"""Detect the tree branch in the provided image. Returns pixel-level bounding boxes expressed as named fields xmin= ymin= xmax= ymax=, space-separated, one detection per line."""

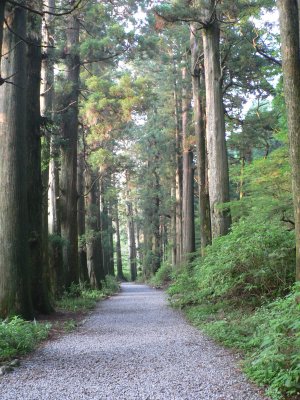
xmin=7 ymin=0 xmax=85 ymax=17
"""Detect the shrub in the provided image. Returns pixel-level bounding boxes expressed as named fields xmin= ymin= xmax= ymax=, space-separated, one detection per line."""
xmin=245 ymin=285 xmax=300 ymax=399
xmin=0 ymin=317 xmax=50 ymax=361
xmin=149 ymin=262 xmax=173 ymax=288
xmin=169 ymin=215 xmax=295 ymax=309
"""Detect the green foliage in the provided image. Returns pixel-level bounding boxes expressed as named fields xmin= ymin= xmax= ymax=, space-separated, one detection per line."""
xmin=0 ymin=317 xmax=50 ymax=361
xmin=184 ymin=287 xmax=300 ymax=400
xmin=245 ymin=287 xmax=300 ymax=399
xmin=167 ymin=204 xmax=297 ymax=399
xmin=169 ymin=214 xmax=295 ymax=309
xmin=149 ymin=262 xmax=172 ymax=288
xmin=57 ymin=278 xmax=119 ymax=312
xmin=48 ymin=234 xmax=68 ymax=248
xmin=102 ymin=275 xmax=120 ymax=296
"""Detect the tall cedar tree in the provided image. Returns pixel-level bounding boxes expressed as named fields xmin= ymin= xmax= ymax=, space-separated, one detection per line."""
xmin=60 ymin=1 xmax=80 ymax=288
xmin=278 ymin=0 xmax=300 ymax=281
xmin=0 ymin=4 xmax=33 ymax=318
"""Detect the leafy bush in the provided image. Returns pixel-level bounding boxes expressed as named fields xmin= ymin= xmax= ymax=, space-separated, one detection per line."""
xmin=0 ymin=317 xmax=50 ymax=361
xmin=57 ymin=277 xmax=119 ymax=312
xmin=245 ymin=286 xmax=300 ymax=399
xmin=184 ymin=286 xmax=300 ymax=399
xmin=102 ymin=275 xmax=120 ymax=295
xmin=169 ymin=215 xmax=295 ymax=309
xmin=149 ymin=262 xmax=173 ymax=288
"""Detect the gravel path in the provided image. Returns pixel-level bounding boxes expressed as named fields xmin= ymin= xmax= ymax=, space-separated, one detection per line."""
xmin=0 ymin=283 xmax=268 ymax=400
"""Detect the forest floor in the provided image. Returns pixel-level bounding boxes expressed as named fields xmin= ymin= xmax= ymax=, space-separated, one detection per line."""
xmin=0 ymin=283 xmax=269 ymax=400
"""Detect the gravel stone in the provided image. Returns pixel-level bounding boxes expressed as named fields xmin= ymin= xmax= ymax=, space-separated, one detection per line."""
xmin=0 ymin=283 xmax=269 ymax=399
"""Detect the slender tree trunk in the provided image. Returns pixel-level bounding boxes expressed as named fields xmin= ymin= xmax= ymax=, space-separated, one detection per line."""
xmin=100 ymin=173 xmax=110 ymax=276
xmin=152 ymin=173 xmax=161 ymax=273
xmin=182 ymin=150 xmax=195 ymax=257
xmin=190 ymin=23 xmax=211 ymax=255
xmin=77 ymin=147 xmax=89 ymax=283
xmin=0 ymin=2 xmax=5 ymax=68
xmin=171 ymin=184 xmax=177 ymax=267
xmin=181 ymin=66 xmax=195 ymax=260
xmin=115 ymin=199 xmax=125 ymax=281
xmin=0 ymin=4 xmax=33 ymax=318
xmin=41 ymin=0 xmax=64 ymax=296
xmin=173 ymin=71 xmax=183 ymax=266
xmin=85 ymin=167 xmax=105 ymax=288
xmin=278 ymin=0 xmax=300 ymax=281
xmin=107 ymin=203 xmax=115 ymax=276
xmin=134 ymin=206 xmax=142 ymax=267
xmin=127 ymin=200 xmax=137 ymax=281
xmin=202 ymin=17 xmax=231 ymax=238
xmin=27 ymin=7 xmax=53 ymax=313
xmin=60 ymin=4 xmax=80 ymax=287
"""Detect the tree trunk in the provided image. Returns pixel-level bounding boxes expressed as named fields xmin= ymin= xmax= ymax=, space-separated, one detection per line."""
xmin=202 ymin=18 xmax=231 ymax=238
xmin=174 ymin=85 xmax=183 ymax=266
xmin=60 ymin=4 xmax=80 ymax=287
xmin=181 ymin=66 xmax=195 ymax=261
xmin=107 ymin=202 xmax=115 ymax=276
xmin=27 ymin=7 xmax=53 ymax=313
xmin=182 ymin=150 xmax=195 ymax=257
xmin=0 ymin=4 xmax=33 ymax=318
xmin=190 ymin=23 xmax=211 ymax=255
xmin=115 ymin=199 xmax=125 ymax=281
xmin=278 ymin=0 xmax=300 ymax=281
xmin=171 ymin=184 xmax=177 ymax=267
xmin=85 ymin=167 xmax=105 ymax=288
xmin=127 ymin=200 xmax=137 ymax=281
xmin=77 ymin=147 xmax=89 ymax=283
xmin=99 ymin=173 xmax=110 ymax=276
xmin=0 ymin=2 xmax=5 ymax=68
xmin=152 ymin=174 xmax=161 ymax=273
xmin=40 ymin=0 xmax=64 ymax=296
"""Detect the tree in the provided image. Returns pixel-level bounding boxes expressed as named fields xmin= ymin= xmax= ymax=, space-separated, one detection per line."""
xmin=181 ymin=65 xmax=196 ymax=260
xmin=59 ymin=1 xmax=80 ymax=288
xmin=201 ymin=3 xmax=231 ymax=238
xmin=278 ymin=0 xmax=300 ymax=280
xmin=0 ymin=3 xmax=33 ymax=318
xmin=190 ymin=23 xmax=211 ymax=255
xmin=27 ymin=2 xmax=53 ymax=313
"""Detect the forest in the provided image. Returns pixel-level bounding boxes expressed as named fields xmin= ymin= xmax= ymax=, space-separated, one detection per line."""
xmin=0 ymin=0 xmax=299 ymax=399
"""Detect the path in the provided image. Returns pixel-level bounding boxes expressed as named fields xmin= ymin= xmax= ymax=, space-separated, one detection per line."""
xmin=0 ymin=283 xmax=268 ymax=400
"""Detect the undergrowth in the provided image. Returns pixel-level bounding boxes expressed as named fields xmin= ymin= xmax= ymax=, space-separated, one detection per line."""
xmin=0 ymin=317 xmax=50 ymax=362
xmin=148 ymin=262 xmax=172 ymax=288
xmin=56 ymin=276 xmax=119 ymax=312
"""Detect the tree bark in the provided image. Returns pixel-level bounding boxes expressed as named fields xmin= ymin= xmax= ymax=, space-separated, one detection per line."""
xmin=115 ymin=199 xmax=125 ymax=281
xmin=181 ymin=66 xmax=195 ymax=261
xmin=172 ymin=58 xmax=182 ymax=267
xmin=27 ymin=6 xmax=53 ymax=313
xmin=190 ymin=23 xmax=211 ymax=255
xmin=278 ymin=0 xmax=300 ymax=281
xmin=85 ymin=167 xmax=105 ymax=288
xmin=0 ymin=1 xmax=5 ymax=68
xmin=99 ymin=172 xmax=110 ymax=276
xmin=0 ymin=4 xmax=33 ymax=318
xmin=127 ymin=200 xmax=137 ymax=281
xmin=107 ymin=203 xmax=115 ymax=276
xmin=60 ymin=3 xmax=80 ymax=287
xmin=77 ymin=147 xmax=89 ymax=283
xmin=202 ymin=17 xmax=231 ymax=238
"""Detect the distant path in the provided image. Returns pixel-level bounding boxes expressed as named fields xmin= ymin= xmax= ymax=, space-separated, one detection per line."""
xmin=0 ymin=283 xmax=268 ymax=400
